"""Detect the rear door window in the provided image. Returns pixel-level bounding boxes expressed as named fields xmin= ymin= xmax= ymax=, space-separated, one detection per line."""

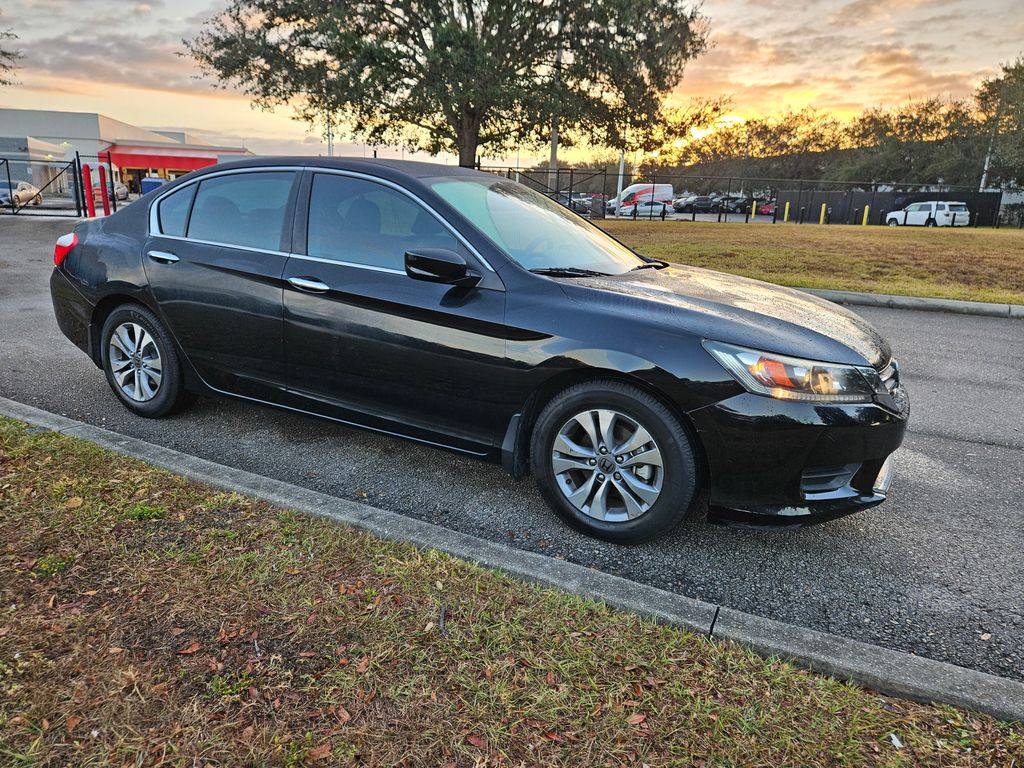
xmin=187 ymin=171 xmax=296 ymax=251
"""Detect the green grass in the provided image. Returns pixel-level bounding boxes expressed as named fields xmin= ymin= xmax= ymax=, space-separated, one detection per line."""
xmin=1 ymin=416 xmax=1022 ymax=766
xmin=601 ymin=220 xmax=1024 ymax=305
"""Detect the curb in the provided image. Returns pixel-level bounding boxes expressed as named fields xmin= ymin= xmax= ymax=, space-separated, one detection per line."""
xmin=803 ymin=288 xmax=1024 ymax=319
xmin=2 ymin=396 xmax=1022 ymax=723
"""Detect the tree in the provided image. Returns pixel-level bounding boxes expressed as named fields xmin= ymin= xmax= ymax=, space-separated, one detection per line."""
xmin=188 ymin=0 xmax=708 ymax=166
xmin=0 ymin=11 xmax=20 ymax=87
xmin=977 ymin=58 xmax=1024 ymax=190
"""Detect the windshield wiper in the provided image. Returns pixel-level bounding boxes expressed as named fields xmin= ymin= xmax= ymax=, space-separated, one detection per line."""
xmin=529 ymin=266 xmax=612 ymax=277
xmin=630 ymin=259 xmax=669 ymax=271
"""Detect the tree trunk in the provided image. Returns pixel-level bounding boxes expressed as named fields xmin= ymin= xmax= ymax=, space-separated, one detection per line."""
xmin=457 ymin=107 xmax=481 ymax=168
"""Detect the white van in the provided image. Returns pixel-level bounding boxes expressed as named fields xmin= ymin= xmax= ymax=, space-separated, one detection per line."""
xmin=608 ymin=183 xmax=674 ymax=214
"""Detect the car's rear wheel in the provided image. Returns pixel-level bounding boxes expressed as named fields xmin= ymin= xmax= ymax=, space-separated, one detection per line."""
xmin=100 ymin=304 xmax=193 ymax=418
xmin=925 ymin=218 xmax=937 ymax=227
xmin=530 ymin=380 xmax=698 ymax=543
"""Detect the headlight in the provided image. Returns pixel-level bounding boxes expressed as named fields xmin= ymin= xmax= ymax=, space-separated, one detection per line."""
xmin=703 ymin=340 xmax=876 ymax=403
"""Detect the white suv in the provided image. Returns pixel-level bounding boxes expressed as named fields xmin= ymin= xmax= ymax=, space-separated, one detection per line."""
xmin=886 ymin=201 xmax=970 ymax=227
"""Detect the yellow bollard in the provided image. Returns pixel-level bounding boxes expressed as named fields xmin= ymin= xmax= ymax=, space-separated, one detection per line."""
xmin=819 ymin=202 xmax=827 ymax=225
xmin=783 ymin=201 xmax=790 ymax=223
xmin=862 ymin=205 xmax=870 ymax=226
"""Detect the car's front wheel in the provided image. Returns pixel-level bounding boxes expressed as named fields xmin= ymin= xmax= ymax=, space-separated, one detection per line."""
xmin=887 ymin=218 xmax=899 ymax=226
xmin=530 ymin=381 xmax=698 ymax=543
xmin=100 ymin=304 xmax=193 ymax=418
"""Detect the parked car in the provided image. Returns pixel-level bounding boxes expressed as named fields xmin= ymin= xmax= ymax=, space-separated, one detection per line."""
xmin=1 ymin=181 xmax=43 ymax=208
xmin=617 ymin=200 xmax=670 ymax=218
xmin=757 ymin=201 xmax=777 ymax=216
xmin=50 ymin=158 xmax=909 ymax=543
xmin=717 ymin=196 xmax=752 ymax=214
xmin=550 ymin=192 xmax=590 ymax=215
xmin=93 ymin=181 xmax=129 ymax=202
xmin=673 ymin=195 xmax=717 ymax=213
xmin=886 ymin=201 xmax=970 ymax=227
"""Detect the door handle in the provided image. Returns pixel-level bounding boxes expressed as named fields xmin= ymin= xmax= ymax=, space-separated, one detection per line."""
xmin=147 ymin=250 xmax=179 ymax=264
xmin=287 ymin=276 xmax=330 ymax=293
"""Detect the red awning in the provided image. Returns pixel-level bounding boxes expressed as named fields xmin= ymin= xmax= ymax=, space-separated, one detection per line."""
xmin=103 ymin=152 xmax=218 ymax=172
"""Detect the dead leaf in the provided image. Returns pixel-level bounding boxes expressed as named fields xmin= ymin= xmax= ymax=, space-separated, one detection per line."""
xmin=627 ymin=713 xmax=647 ymax=726
xmin=64 ymin=496 xmax=84 ymax=509
xmin=307 ymin=743 xmax=332 ymax=761
xmin=546 ymin=670 xmax=556 ymax=687
xmin=107 ymin=647 xmax=125 ymax=655
xmin=356 ymin=655 xmax=370 ymax=673
xmin=169 ymin=627 xmax=186 ymax=637
xmin=66 ymin=715 xmax=82 ymax=732
xmin=178 ymin=642 xmax=202 ymax=655
xmin=336 ymin=705 xmax=351 ymax=724
xmin=466 ymin=734 xmax=486 ymax=748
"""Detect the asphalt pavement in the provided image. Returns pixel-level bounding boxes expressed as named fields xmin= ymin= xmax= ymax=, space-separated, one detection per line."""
xmin=2 ymin=216 xmax=1022 ymax=682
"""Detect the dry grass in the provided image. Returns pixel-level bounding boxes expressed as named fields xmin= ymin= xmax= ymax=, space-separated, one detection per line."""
xmin=1 ymin=417 xmax=1023 ymax=767
xmin=600 ymin=220 xmax=1024 ymax=305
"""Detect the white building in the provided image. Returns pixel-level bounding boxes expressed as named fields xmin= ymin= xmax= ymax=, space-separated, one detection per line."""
xmin=0 ymin=108 xmax=251 ymax=191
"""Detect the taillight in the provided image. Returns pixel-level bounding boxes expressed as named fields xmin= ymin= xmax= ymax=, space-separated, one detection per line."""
xmin=53 ymin=232 xmax=78 ymax=266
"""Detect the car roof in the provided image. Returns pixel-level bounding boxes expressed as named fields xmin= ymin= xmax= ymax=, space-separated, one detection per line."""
xmin=189 ymin=156 xmax=491 ymax=184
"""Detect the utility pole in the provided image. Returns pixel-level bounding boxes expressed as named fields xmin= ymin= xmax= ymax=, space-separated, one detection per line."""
xmin=326 ymin=112 xmax=334 ymax=157
xmin=547 ymin=7 xmax=563 ymax=194
xmin=616 ymin=148 xmax=625 ymax=205
xmin=979 ymin=102 xmax=1001 ymax=192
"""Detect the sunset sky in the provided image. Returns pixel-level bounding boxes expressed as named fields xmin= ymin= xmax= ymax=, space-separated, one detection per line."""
xmin=1 ymin=0 xmax=1021 ymax=164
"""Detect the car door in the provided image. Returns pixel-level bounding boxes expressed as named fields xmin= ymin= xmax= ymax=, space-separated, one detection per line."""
xmin=905 ymin=203 xmax=928 ymax=226
xmin=281 ymin=170 xmax=507 ymax=450
xmin=143 ymin=168 xmax=298 ymax=398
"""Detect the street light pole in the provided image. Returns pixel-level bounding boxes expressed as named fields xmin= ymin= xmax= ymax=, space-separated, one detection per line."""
xmin=547 ymin=6 xmax=563 ymax=194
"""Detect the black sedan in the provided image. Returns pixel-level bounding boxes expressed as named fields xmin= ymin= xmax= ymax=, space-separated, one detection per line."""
xmin=50 ymin=158 xmax=909 ymax=542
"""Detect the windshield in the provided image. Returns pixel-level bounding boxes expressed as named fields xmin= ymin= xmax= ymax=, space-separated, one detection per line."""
xmin=425 ymin=177 xmax=644 ymax=274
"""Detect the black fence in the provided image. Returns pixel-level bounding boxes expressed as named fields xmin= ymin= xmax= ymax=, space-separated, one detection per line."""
xmin=480 ymin=166 xmax=1014 ymax=227
xmin=0 ymin=152 xmax=121 ymax=217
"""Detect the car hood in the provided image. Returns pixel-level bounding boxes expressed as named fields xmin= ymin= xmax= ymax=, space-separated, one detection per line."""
xmin=563 ymin=263 xmax=891 ymax=368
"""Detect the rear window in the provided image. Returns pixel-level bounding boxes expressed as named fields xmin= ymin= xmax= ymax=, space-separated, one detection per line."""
xmin=157 ymin=184 xmax=195 ymax=237
xmin=187 ymin=172 xmax=295 ymax=251
xmin=949 ymin=204 xmax=968 ymax=212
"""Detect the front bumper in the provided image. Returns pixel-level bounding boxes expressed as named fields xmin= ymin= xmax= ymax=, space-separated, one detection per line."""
xmin=688 ymin=390 xmax=908 ymax=526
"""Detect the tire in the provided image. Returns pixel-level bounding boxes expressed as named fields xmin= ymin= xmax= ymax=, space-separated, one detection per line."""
xmin=530 ymin=380 xmax=698 ymax=543
xmin=100 ymin=303 xmax=193 ymax=418
xmin=925 ymin=218 xmax=937 ymax=227
xmin=887 ymin=219 xmax=899 ymax=227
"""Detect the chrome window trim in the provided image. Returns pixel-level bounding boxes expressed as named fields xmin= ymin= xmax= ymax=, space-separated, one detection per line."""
xmin=147 ymin=164 xmax=497 ymax=274
xmin=144 ymin=232 xmax=291 ymax=259
xmin=287 ymin=252 xmax=405 ymax=276
xmin=306 ymin=168 xmax=496 ymax=273
xmin=147 ymin=165 xmax=305 ymax=237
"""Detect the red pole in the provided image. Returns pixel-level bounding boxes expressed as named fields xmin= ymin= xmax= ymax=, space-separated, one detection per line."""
xmin=82 ymin=164 xmax=96 ymax=218
xmin=97 ymin=165 xmax=111 ymax=216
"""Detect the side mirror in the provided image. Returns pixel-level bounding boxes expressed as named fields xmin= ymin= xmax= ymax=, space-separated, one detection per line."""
xmin=405 ymin=248 xmax=480 ymax=288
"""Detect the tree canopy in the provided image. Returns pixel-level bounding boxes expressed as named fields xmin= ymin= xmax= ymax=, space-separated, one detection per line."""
xmin=188 ymin=0 xmax=708 ymax=166
xmin=643 ymin=59 xmax=1024 ymax=191
xmin=0 ymin=11 xmax=20 ymax=87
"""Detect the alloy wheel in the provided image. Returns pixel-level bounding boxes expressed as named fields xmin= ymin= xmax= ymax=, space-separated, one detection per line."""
xmin=551 ymin=408 xmax=664 ymax=523
xmin=108 ymin=322 xmax=163 ymax=402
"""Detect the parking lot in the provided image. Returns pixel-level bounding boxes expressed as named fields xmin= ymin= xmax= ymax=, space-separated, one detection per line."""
xmin=2 ymin=216 xmax=1022 ymax=682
